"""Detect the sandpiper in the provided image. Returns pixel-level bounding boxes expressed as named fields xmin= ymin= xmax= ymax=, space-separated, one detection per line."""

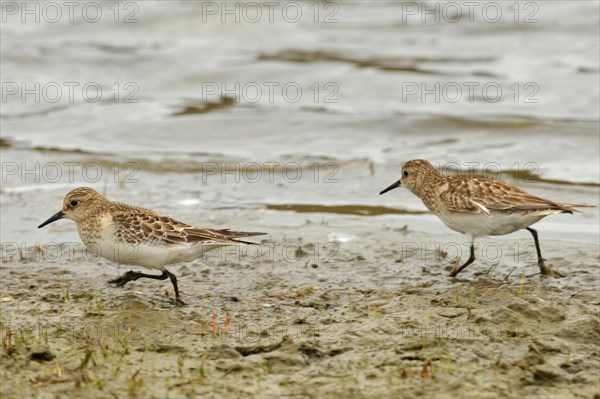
xmin=38 ymin=187 xmax=265 ymax=305
xmin=380 ymin=160 xmax=590 ymax=277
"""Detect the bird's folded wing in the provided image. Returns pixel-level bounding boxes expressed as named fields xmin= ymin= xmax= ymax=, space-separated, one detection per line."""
xmin=111 ymin=209 xmax=246 ymax=246
xmin=442 ymin=177 xmax=574 ymax=215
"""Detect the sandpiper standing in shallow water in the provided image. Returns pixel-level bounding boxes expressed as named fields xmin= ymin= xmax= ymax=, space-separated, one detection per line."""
xmin=380 ymin=160 xmax=591 ymax=277
xmin=38 ymin=187 xmax=266 ymax=305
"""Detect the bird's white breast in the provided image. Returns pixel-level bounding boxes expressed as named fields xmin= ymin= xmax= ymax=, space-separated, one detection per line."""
xmin=435 ymin=210 xmax=546 ymax=237
xmin=86 ymin=238 xmax=230 ymax=270
xmin=78 ymin=214 xmax=229 ymax=270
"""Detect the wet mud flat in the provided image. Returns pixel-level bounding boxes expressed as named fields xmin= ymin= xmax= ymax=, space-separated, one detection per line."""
xmin=1 ymin=221 xmax=599 ymax=399
xmin=2 ymin=1 xmax=599 ymax=397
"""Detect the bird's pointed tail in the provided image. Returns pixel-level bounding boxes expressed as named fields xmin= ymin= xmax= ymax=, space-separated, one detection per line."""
xmin=557 ymin=203 xmax=596 ymax=213
xmin=217 ymin=229 xmax=267 ymax=245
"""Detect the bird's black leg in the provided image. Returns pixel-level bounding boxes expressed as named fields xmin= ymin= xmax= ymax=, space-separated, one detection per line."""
xmin=163 ymin=269 xmax=186 ymax=306
xmin=448 ymin=244 xmax=475 ymax=277
xmin=526 ymin=227 xmax=550 ymax=275
xmin=109 ymin=269 xmax=185 ymax=305
xmin=527 ymin=227 xmax=547 ymax=268
xmin=108 ymin=270 xmax=168 ymax=287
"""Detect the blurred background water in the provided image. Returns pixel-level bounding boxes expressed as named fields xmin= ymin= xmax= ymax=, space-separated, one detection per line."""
xmin=1 ymin=0 xmax=599 ymax=247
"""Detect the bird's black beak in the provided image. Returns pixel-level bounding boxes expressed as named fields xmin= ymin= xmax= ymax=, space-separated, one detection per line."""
xmin=379 ymin=180 xmax=401 ymax=195
xmin=38 ymin=211 xmax=64 ymax=228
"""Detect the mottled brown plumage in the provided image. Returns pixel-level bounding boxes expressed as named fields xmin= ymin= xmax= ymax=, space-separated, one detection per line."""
xmin=108 ymin=202 xmax=264 ymax=246
xmin=380 ymin=160 xmax=591 ymax=277
xmin=38 ymin=187 xmax=266 ymax=305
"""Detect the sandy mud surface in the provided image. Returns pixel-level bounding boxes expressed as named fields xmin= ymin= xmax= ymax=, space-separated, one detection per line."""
xmin=1 ymin=212 xmax=599 ymax=398
xmin=2 ymin=2 xmax=599 ymax=396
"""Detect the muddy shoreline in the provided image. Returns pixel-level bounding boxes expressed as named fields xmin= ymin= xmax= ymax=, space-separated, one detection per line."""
xmin=2 ymin=217 xmax=599 ymax=398
xmin=2 ymin=2 xmax=599 ymax=395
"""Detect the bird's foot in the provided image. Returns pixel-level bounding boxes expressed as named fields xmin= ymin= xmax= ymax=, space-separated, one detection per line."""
xmin=447 ymin=258 xmax=461 ymax=277
xmin=538 ymin=261 xmax=564 ymax=277
xmin=175 ymin=297 xmax=186 ymax=306
xmin=108 ymin=276 xmax=128 ymax=287
xmin=108 ymin=271 xmax=138 ymax=287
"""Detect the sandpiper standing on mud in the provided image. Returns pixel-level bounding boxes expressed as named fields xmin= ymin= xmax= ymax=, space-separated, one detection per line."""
xmin=38 ymin=187 xmax=266 ymax=305
xmin=380 ymin=160 xmax=591 ymax=277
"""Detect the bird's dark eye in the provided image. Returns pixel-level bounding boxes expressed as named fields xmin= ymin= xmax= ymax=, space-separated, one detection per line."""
xmin=70 ymin=200 xmax=79 ymax=207
xmin=403 ymin=171 xmax=409 ymax=177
